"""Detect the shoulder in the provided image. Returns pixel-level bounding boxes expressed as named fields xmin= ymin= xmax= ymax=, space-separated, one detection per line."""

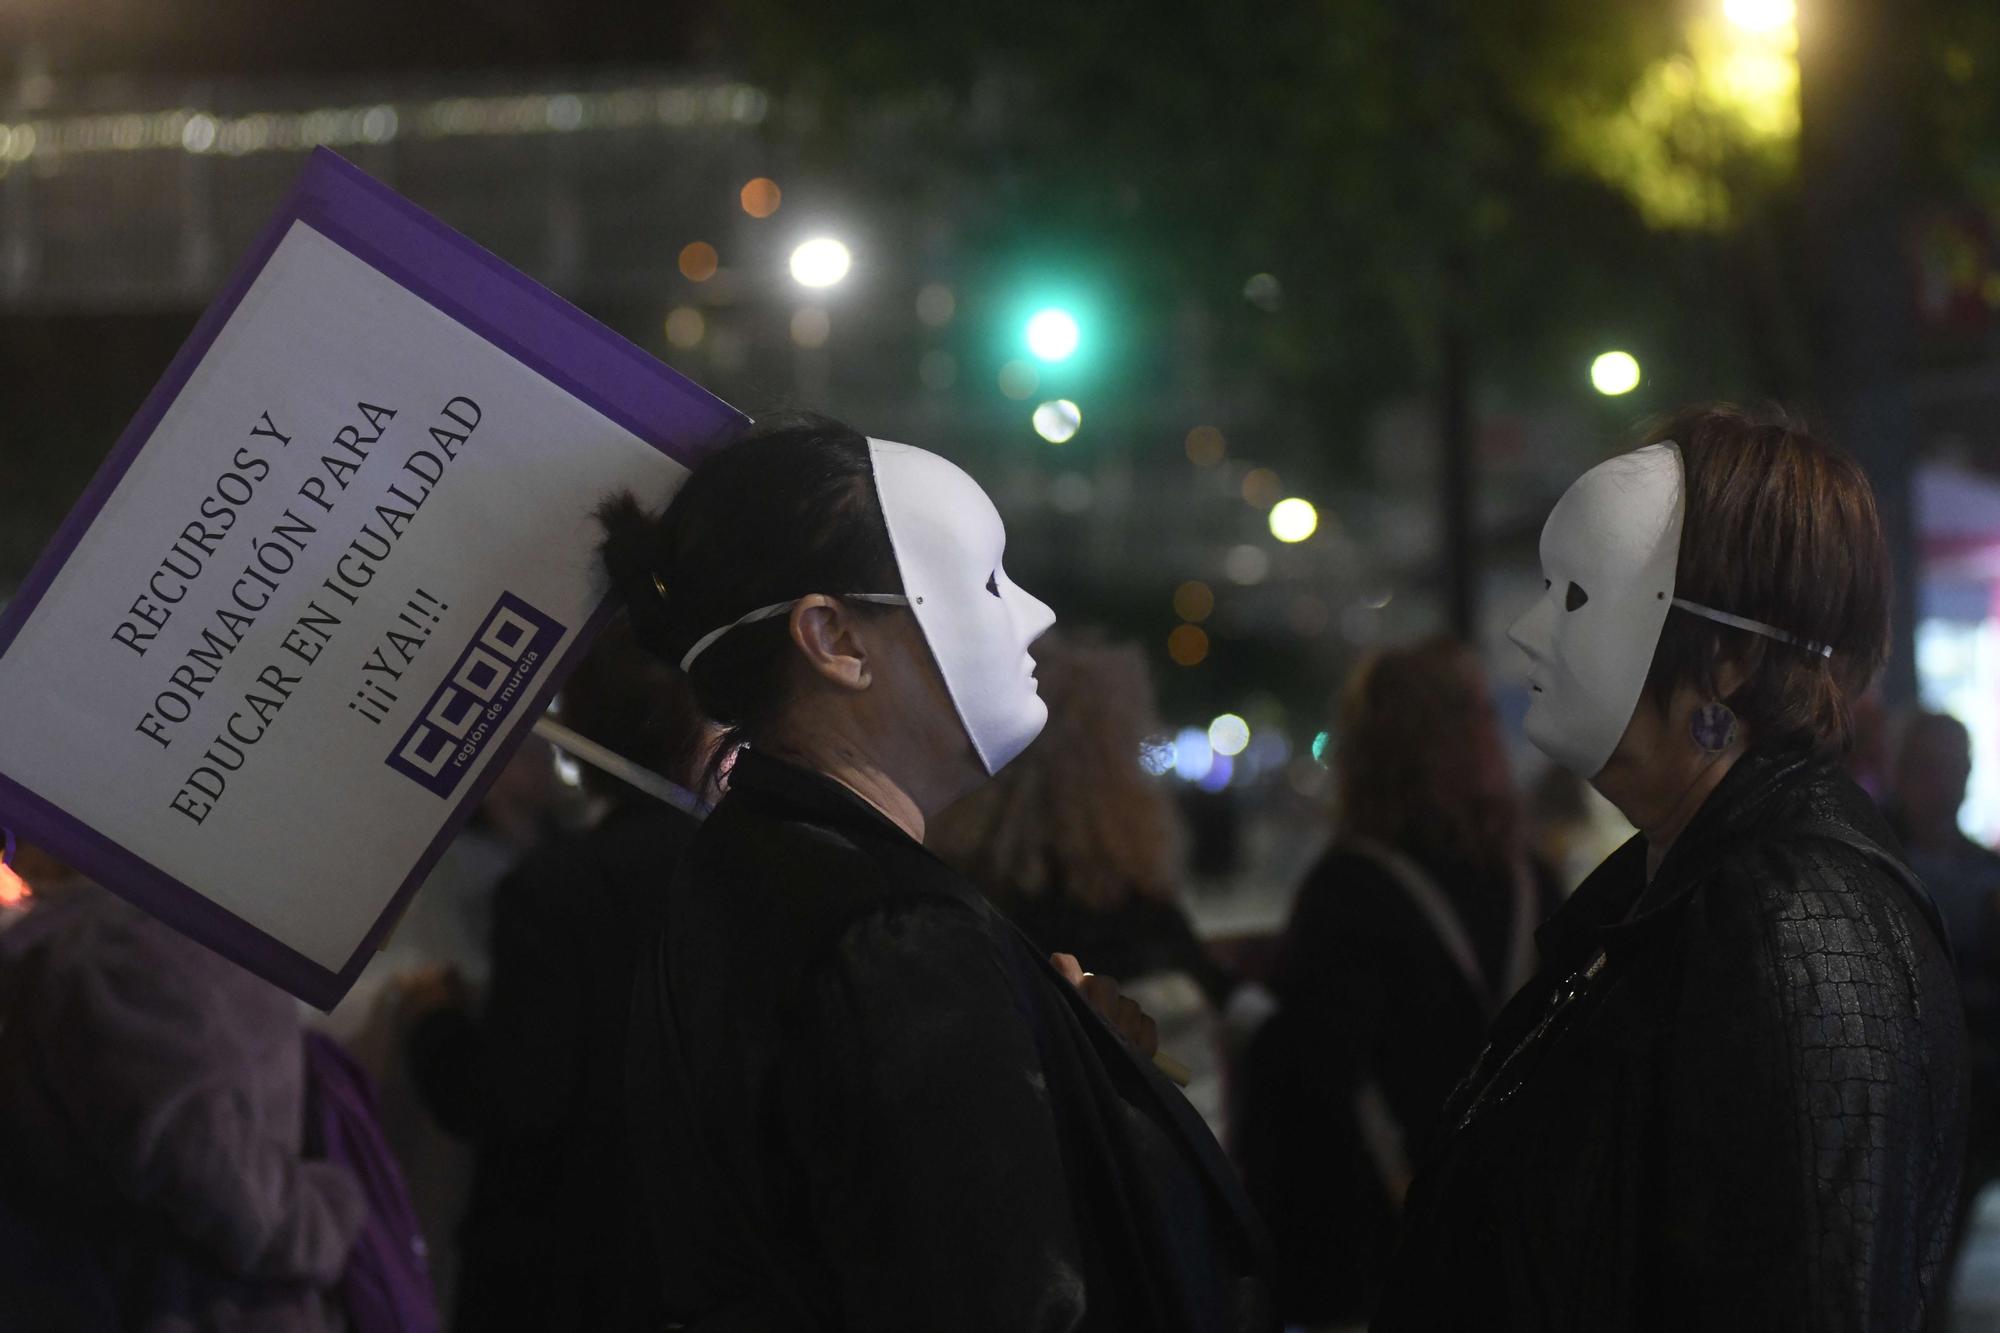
xmin=1686 ymin=826 xmax=1958 ymax=1037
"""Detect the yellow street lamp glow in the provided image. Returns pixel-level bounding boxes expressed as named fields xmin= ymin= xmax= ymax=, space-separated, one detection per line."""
xmin=1268 ymin=497 xmax=1319 ymax=543
xmin=1723 ymin=0 xmax=1796 ymax=35
xmin=1025 ymin=308 xmax=1080 ymax=362
xmin=1208 ymin=713 xmax=1251 ymax=758
xmin=1591 ymin=350 xmax=1642 ymax=396
xmin=1032 ymin=399 xmax=1082 ymax=444
xmin=789 ymin=237 xmax=851 ymax=288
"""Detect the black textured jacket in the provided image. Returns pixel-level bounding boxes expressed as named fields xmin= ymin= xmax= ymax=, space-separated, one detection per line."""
xmin=628 ymin=750 xmax=1273 ymax=1332
xmin=1374 ymin=744 xmax=1968 ymax=1332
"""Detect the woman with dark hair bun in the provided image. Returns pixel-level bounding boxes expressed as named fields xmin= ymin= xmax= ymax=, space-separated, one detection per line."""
xmin=1374 ymin=405 xmax=1967 ymax=1330
xmin=602 ymin=414 xmax=1271 ymax=1331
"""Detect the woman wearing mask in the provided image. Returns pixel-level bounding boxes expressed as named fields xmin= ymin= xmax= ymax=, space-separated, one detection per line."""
xmin=599 ymin=414 xmax=1270 ymax=1332
xmin=1374 ymin=405 xmax=1965 ymax=1329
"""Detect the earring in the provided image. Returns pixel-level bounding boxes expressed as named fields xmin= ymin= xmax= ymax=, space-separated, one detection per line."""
xmin=1690 ymin=701 xmax=1738 ymax=753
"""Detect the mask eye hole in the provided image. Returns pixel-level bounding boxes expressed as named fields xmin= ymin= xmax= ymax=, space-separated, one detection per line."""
xmin=986 ymin=571 xmax=1001 ymax=598
xmin=1543 ymin=578 xmax=1552 ymax=592
xmin=1565 ymin=581 xmax=1590 ymax=612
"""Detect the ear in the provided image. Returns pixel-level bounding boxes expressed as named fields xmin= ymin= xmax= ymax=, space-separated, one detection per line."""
xmin=788 ymin=595 xmax=873 ymax=693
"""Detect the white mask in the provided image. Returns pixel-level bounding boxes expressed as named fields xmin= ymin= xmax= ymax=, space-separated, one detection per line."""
xmin=1507 ymin=442 xmax=1836 ymax=779
xmin=869 ymin=439 xmax=1057 ymax=774
xmin=1507 ymin=444 xmax=1683 ymax=779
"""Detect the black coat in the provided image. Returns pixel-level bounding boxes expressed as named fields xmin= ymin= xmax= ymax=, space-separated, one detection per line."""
xmin=628 ymin=750 xmax=1273 ymax=1332
xmin=1374 ymin=744 xmax=1968 ymax=1332
xmin=1235 ymin=847 xmax=1558 ymax=1322
xmin=409 ymin=801 xmax=700 ymax=1333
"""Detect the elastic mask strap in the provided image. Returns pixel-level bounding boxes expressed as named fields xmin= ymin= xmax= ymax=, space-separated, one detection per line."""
xmin=1671 ymin=597 xmax=1833 ymax=659
xmin=679 ymin=593 xmax=911 ymax=673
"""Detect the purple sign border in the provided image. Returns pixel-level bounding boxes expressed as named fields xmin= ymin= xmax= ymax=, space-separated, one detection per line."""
xmin=0 ymin=148 xmax=746 ymax=1009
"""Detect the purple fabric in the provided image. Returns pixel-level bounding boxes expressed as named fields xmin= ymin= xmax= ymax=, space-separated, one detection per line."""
xmin=303 ymin=1032 xmax=440 ymax=1333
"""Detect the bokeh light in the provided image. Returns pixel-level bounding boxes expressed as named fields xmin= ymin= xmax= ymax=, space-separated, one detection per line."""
xmin=1185 ymin=425 xmax=1227 ymax=467
xmin=1173 ymin=580 xmax=1215 ymax=623
xmin=1268 ymin=497 xmax=1319 ymax=543
xmin=916 ymin=283 xmax=956 ymax=327
xmin=1168 ymin=623 xmax=1210 ymax=667
xmin=664 ymin=306 xmax=705 ymax=349
xmin=1241 ymin=467 xmax=1282 ymax=508
xmin=0 ymin=860 xmax=28 ymax=906
xmin=789 ymin=237 xmax=852 ymax=288
xmin=1311 ymin=730 xmax=1332 ymax=763
xmin=1032 ymin=399 xmax=1082 ymax=444
xmin=998 ymin=360 xmax=1039 ymax=399
xmin=790 ymin=306 xmax=831 ymax=348
xmin=678 ymin=241 xmax=718 ymax=282
xmin=1173 ymin=726 xmax=1214 ymax=781
xmin=739 ymin=176 xmax=782 ymax=218
xmin=1208 ymin=713 xmax=1251 ymax=757
xmin=1224 ymin=544 xmax=1271 ymax=586
xmin=1025 ymin=307 xmax=1080 ymax=362
xmin=1590 ymin=349 xmax=1642 ymax=395
xmin=919 ymin=349 xmax=957 ymax=392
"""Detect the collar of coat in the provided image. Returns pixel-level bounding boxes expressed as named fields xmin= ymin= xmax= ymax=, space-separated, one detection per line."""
xmin=1537 ymin=739 xmax=1866 ymax=973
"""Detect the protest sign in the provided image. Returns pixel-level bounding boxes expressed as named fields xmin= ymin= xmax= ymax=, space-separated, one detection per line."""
xmin=0 ymin=148 xmax=745 ymax=1007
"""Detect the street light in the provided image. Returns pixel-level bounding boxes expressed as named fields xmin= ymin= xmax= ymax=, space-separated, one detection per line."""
xmin=789 ymin=237 xmax=851 ymax=288
xmin=1590 ymin=350 xmax=1642 ymax=395
xmin=1723 ymin=0 xmax=1795 ymax=34
xmin=1268 ymin=497 xmax=1319 ymax=543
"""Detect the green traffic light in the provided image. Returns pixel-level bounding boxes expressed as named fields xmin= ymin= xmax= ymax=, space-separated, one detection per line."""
xmin=1025 ymin=307 xmax=1080 ymax=362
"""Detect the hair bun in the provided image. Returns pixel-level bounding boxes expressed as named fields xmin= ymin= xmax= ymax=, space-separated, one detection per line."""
xmin=595 ymin=491 xmax=679 ymax=661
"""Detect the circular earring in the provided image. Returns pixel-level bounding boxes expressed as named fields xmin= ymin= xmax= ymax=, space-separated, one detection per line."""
xmin=1690 ymin=701 xmax=1739 ymax=753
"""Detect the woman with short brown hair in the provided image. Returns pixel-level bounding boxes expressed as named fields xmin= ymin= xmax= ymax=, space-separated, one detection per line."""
xmin=1375 ymin=405 xmax=1966 ymax=1330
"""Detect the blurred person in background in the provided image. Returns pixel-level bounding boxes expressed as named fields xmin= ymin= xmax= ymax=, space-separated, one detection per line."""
xmin=320 ymin=734 xmax=569 ymax=1324
xmin=398 ymin=618 xmax=717 ymax=1333
xmin=0 ymin=842 xmax=431 ymax=1332
xmin=1883 ymin=709 xmax=2000 ymax=1297
xmin=1375 ymin=406 xmax=1965 ymax=1329
xmin=600 ymin=413 xmax=1271 ymax=1330
xmin=1232 ymin=638 xmax=1559 ymax=1328
xmin=929 ymin=632 xmax=1244 ymax=1138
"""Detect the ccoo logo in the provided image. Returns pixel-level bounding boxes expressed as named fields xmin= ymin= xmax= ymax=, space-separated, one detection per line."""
xmin=386 ymin=591 xmax=564 ymax=798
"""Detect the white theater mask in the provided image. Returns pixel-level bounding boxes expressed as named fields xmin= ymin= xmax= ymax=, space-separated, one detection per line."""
xmin=1507 ymin=443 xmax=1683 ymax=780
xmin=868 ymin=439 xmax=1057 ymax=775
